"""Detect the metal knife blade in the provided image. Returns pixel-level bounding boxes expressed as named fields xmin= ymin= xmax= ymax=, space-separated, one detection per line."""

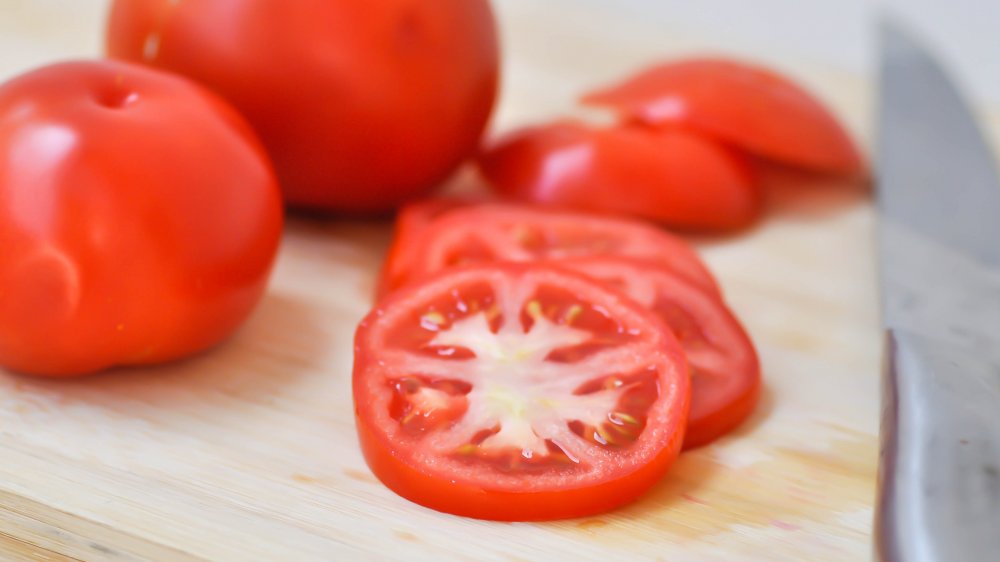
xmin=876 ymin=18 xmax=1000 ymax=562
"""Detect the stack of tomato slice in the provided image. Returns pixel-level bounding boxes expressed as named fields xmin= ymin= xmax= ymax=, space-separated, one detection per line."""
xmin=353 ymin=201 xmax=760 ymax=520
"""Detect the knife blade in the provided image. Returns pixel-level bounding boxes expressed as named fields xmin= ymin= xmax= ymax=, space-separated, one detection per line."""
xmin=876 ymin=18 xmax=1000 ymax=562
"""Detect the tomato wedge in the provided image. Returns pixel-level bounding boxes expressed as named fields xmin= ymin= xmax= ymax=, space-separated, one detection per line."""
xmin=555 ymin=257 xmax=760 ymax=448
xmin=477 ymin=120 xmax=760 ymax=231
xmin=380 ymin=203 xmax=720 ymax=297
xmin=353 ymin=263 xmax=690 ymax=520
xmin=582 ymin=58 xmax=863 ymax=175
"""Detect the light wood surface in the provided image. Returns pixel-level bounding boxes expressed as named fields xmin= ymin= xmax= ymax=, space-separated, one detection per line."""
xmin=5 ymin=1 xmax=994 ymax=561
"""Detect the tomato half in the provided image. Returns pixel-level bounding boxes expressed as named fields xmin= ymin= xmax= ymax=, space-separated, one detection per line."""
xmin=477 ymin=120 xmax=761 ymax=231
xmin=0 ymin=60 xmax=282 ymax=376
xmin=107 ymin=0 xmax=499 ymax=213
xmin=354 ymin=263 xmax=690 ymax=520
xmin=582 ymin=58 xmax=863 ymax=175
xmin=380 ymin=203 xmax=720 ymax=297
xmin=555 ymin=257 xmax=760 ymax=448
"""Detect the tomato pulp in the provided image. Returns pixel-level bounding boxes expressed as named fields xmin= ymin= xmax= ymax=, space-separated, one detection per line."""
xmin=377 ymin=197 xmax=476 ymax=298
xmin=555 ymin=257 xmax=761 ymax=448
xmin=378 ymin=203 xmax=720 ymax=298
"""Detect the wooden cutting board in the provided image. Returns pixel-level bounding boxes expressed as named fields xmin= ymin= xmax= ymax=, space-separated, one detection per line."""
xmin=8 ymin=1 xmax=988 ymax=560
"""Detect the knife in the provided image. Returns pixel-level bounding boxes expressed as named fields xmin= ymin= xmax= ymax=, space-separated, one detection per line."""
xmin=876 ymin=18 xmax=1000 ymax=562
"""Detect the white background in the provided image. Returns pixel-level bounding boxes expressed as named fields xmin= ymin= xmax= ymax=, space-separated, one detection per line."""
xmin=573 ymin=0 xmax=1000 ymax=106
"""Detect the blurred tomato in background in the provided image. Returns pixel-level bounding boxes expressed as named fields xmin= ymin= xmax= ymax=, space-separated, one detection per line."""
xmin=106 ymin=0 xmax=500 ymax=214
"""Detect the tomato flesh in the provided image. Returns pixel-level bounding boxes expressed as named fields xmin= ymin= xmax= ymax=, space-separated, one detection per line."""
xmin=376 ymin=198 xmax=476 ymax=299
xmin=353 ymin=264 xmax=690 ymax=520
xmin=478 ymin=120 xmax=761 ymax=231
xmin=582 ymin=58 xmax=863 ymax=175
xmin=381 ymin=203 xmax=720 ymax=298
xmin=555 ymin=257 xmax=761 ymax=448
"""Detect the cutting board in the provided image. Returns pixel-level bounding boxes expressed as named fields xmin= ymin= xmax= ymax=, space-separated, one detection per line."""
xmin=3 ymin=1 xmax=974 ymax=560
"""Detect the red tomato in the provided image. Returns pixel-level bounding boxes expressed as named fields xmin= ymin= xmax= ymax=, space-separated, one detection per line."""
xmin=382 ymin=203 xmax=720 ymax=297
xmin=354 ymin=263 xmax=690 ymax=520
xmin=377 ymin=198 xmax=476 ymax=299
xmin=106 ymin=0 xmax=499 ymax=213
xmin=555 ymin=257 xmax=760 ymax=448
xmin=477 ymin=120 xmax=761 ymax=231
xmin=582 ymin=58 xmax=863 ymax=175
xmin=0 ymin=61 xmax=283 ymax=377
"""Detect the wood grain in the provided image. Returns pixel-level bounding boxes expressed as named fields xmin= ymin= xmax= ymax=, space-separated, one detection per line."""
xmin=7 ymin=0 xmax=991 ymax=560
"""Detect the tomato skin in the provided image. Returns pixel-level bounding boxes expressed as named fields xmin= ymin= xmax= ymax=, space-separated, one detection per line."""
xmin=583 ymin=58 xmax=863 ymax=175
xmin=355 ymin=413 xmax=683 ymax=521
xmin=478 ymin=120 xmax=761 ymax=231
xmin=0 ymin=60 xmax=283 ymax=377
xmin=354 ymin=264 xmax=690 ymax=520
xmin=106 ymin=0 xmax=500 ymax=213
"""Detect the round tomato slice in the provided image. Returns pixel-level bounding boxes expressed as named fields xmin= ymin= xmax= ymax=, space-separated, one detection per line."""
xmin=353 ymin=264 xmax=690 ymax=520
xmin=477 ymin=120 xmax=761 ymax=231
xmin=383 ymin=203 xmax=720 ymax=297
xmin=582 ymin=58 xmax=863 ymax=176
xmin=554 ymin=257 xmax=760 ymax=449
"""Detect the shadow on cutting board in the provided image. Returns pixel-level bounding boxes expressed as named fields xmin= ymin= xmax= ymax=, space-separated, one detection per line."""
xmin=0 ymin=290 xmax=331 ymax=412
xmin=676 ymin=158 xmax=871 ymax=249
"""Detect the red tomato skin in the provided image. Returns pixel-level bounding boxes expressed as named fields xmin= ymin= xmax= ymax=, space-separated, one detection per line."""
xmin=354 ymin=410 xmax=685 ymax=521
xmin=583 ymin=58 xmax=863 ymax=175
xmin=478 ymin=120 xmax=761 ymax=231
xmin=106 ymin=0 xmax=500 ymax=213
xmin=354 ymin=264 xmax=690 ymax=520
xmin=0 ymin=60 xmax=283 ymax=377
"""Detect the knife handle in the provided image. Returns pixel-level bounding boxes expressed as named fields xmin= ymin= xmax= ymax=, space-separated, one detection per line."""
xmin=876 ymin=329 xmax=1000 ymax=562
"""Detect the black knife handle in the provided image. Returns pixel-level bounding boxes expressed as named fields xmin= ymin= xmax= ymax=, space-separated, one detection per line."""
xmin=876 ymin=329 xmax=1000 ymax=562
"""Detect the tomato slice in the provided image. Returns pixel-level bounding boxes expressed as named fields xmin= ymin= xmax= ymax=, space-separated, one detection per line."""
xmin=582 ymin=58 xmax=863 ymax=175
xmin=477 ymin=120 xmax=761 ymax=231
xmin=377 ymin=198 xmax=476 ymax=299
xmin=382 ymin=203 xmax=720 ymax=297
xmin=554 ymin=257 xmax=760 ymax=449
xmin=353 ymin=264 xmax=690 ymax=520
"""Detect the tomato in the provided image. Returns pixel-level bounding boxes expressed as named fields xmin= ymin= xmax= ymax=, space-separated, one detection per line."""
xmin=582 ymin=58 xmax=863 ymax=175
xmin=107 ymin=0 xmax=500 ymax=213
xmin=353 ymin=263 xmax=690 ymax=520
xmin=0 ymin=60 xmax=283 ymax=377
xmin=477 ymin=120 xmax=761 ymax=231
xmin=377 ymin=198 xmax=476 ymax=298
xmin=555 ymin=257 xmax=760 ymax=448
xmin=380 ymin=203 xmax=720 ymax=297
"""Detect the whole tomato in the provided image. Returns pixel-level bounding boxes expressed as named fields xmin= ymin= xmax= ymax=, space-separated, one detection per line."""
xmin=0 ymin=60 xmax=283 ymax=377
xmin=106 ymin=0 xmax=500 ymax=213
